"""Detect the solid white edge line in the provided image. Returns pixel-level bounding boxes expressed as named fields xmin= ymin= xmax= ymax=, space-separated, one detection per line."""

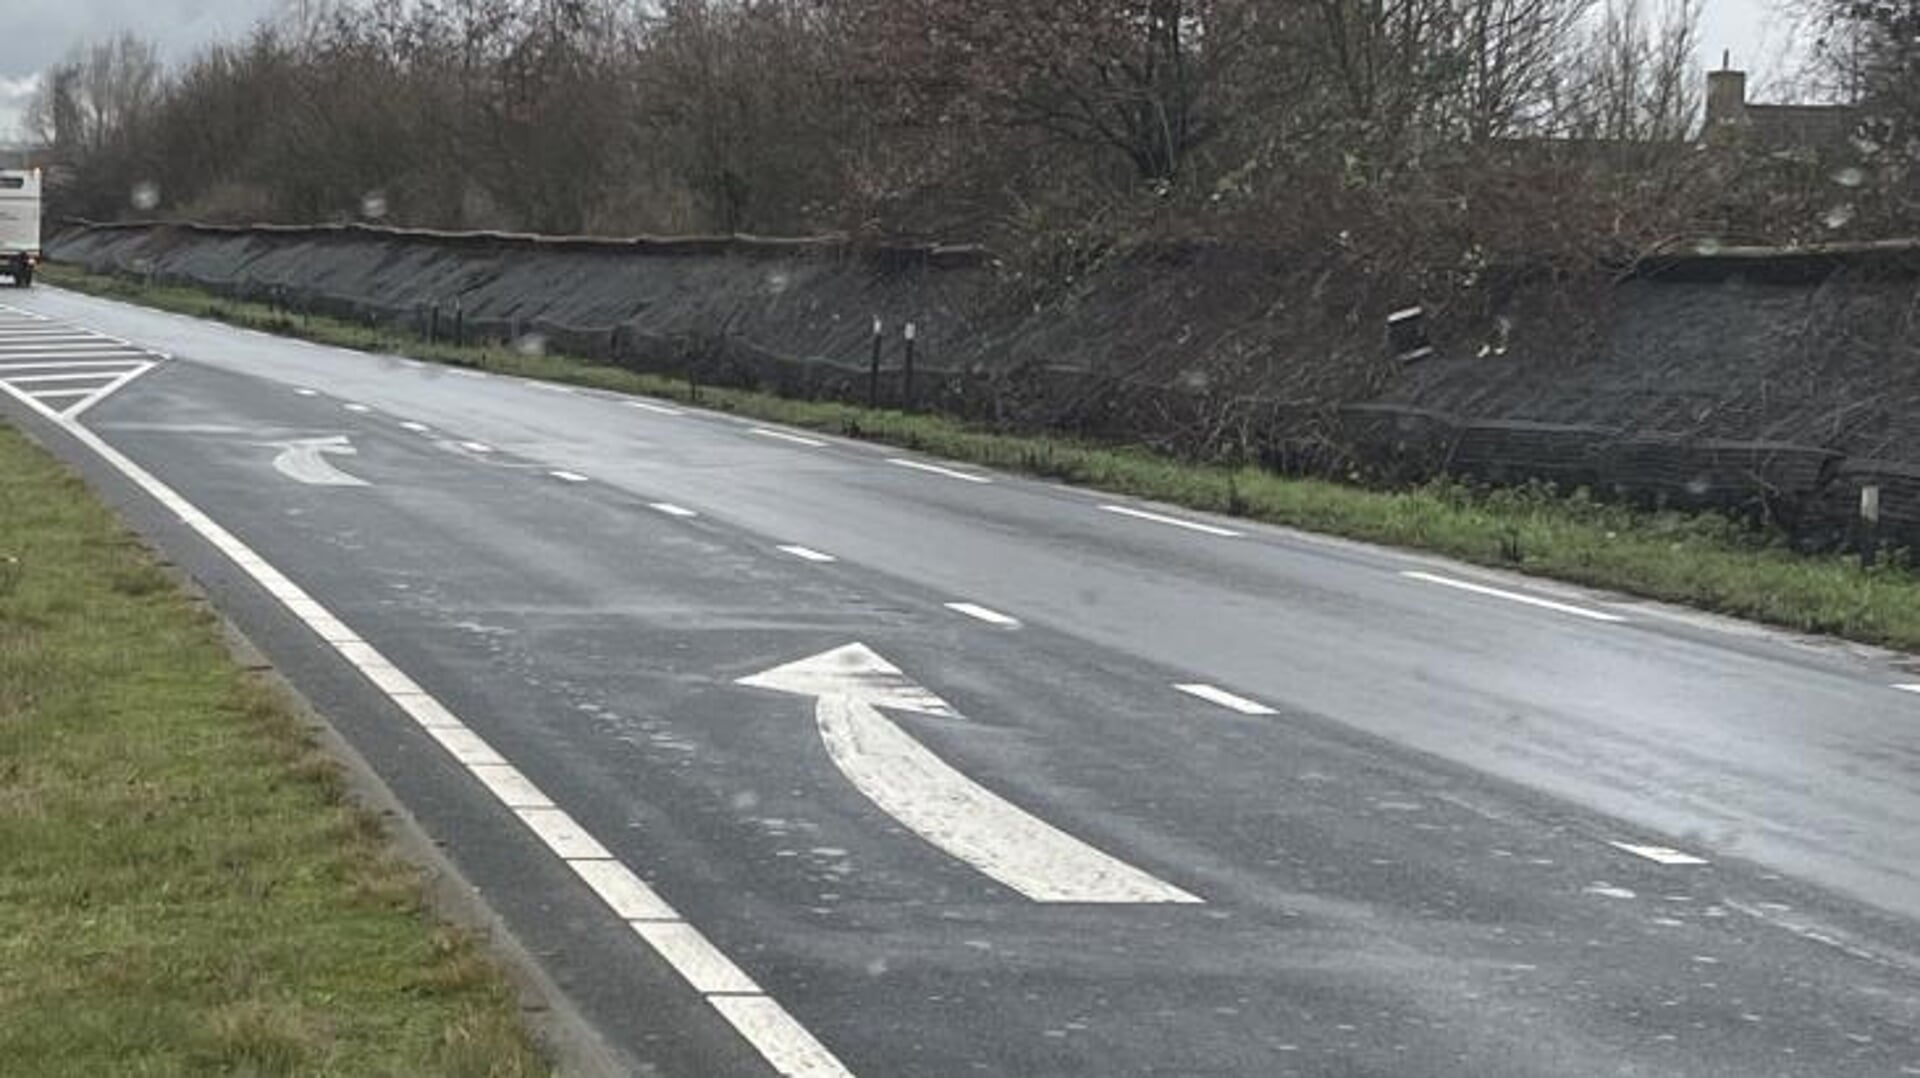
xmin=1608 ymin=841 xmax=1710 ymax=866
xmin=1098 ymin=504 xmax=1242 ymax=538
xmin=0 ymin=378 xmax=855 ymax=1077
xmin=650 ymin=502 xmax=698 ymax=518
xmin=1401 ymin=571 xmax=1626 ymax=623
xmin=777 ymin=545 xmax=837 ymax=563
xmin=944 ymin=601 xmax=1020 ymax=627
xmin=887 ymin=457 xmax=990 ymax=484
xmin=749 ymin=427 xmax=828 ymax=448
xmin=549 ymin=470 xmax=590 ymax=483
xmin=1172 ymin=683 xmax=1277 ymax=716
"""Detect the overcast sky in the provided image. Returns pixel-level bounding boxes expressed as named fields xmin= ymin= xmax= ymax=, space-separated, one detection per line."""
xmin=0 ymin=0 xmax=1807 ymax=142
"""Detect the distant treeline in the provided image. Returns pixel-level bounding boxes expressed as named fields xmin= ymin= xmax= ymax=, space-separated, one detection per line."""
xmin=22 ymin=0 xmax=1915 ymax=349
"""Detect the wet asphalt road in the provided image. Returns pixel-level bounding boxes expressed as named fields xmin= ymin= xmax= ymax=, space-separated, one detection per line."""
xmin=5 ymin=287 xmax=1920 ymax=1077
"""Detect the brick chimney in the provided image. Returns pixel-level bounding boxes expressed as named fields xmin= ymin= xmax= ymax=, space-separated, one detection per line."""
xmin=1706 ymin=54 xmax=1748 ymax=133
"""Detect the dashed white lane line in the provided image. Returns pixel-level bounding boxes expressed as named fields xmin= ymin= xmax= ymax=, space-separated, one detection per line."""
xmin=1401 ymin=570 xmax=1626 ymax=623
xmin=1609 ymin=841 xmax=1710 ymax=866
xmin=342 ymin=402 xmax=372 ymax=413
xmin=777 ymin=545 xmax=837 ymax=563
xmin=944 ymin=602 xmax=1020 ymax=627
xmin=1894 ymin=684 xmax=1920 ymax=695
xmin=549 ymin=470 xmax=590 ymax=483
xmin=1099 ymin=504 xmax=1242 ymax=538
xmin=453 ymin=369 xmax=489 ymax=379
xmin=530 ymin=382 xmax=575 ymax=394
xmin=1173 ymin=683 xmax=1277 ymax=716
xmin=17 ymin=397 xmax=853 ymax=1077
xmin=628 ymin=400 xmax=685 ymax=416
xmin=887 ymin=457 xmax=991 ymax=484
xmin=295 ymin=387 xmax=319 ymax=396
xmin=651 ymin=502 xmax=698 ymax=518
xmin=749 ymin=427 xmax=828 ymax=448
xmin=459 ymin=441 xmax=495 ymax=454
xmin=399 ymin=421 xmax=431 ymax=433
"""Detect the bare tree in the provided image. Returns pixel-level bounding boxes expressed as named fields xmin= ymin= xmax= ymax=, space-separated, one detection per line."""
xmin=1557 ymin=0 xmax=1702 ymax=142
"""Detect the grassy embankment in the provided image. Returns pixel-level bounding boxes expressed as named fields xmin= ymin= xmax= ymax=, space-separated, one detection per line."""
xmin=40 ymin=261 xmax=1920 ymax=652
xmin=0 ymin=420 xmax=547 ymax=1074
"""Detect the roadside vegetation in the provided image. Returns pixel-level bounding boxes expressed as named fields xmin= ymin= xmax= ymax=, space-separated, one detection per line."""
xmin=44 ymin=260 xmax=1920 ymax=654
xmin=0 ymin=418 xmax=548 ymax=1076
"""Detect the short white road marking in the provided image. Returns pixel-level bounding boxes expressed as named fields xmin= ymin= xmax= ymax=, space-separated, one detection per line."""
xmin=4 ymin=371 xmax=121 ymax=383
xmin=777 ymin=545 xmax=837 ymax=563
xmin=0 ymin=370 xmax=854 ymax=1076
xmin=398 ymin=421 xmax=430 ymax=433
xmin=0 ymin=359 xmax=145 ymax=370
xmin=632 ymin=921 xmax=760 ymax=994
xmin=0 ymin=350 xmax=148 ymax=361
xmin=452 ymin=369 xmax=489 ymax=378
xmin=530 ymin=382 xmax=575 ymax=394
xmin=1173 ymin=683 xmax=1277 ymax=716
xmin=1609 ymin=841 xmax=1710 ymax=866
xmin=549 ymin=470 xmax=590 ymax=483
xmin=1893 ymin=684 xmax=1920 ymax=695
xmin=342 ymin=402 xmax=372 ymax=413
xmin=1099 ymin=504 xmax=1242 ymax=537
xmin=750 ymin=427 xmax=828 ymax=448
xmin=944 ymin=602 xmax=1020 ymax=627
xmin=650 ymin=502 xmax=698 ymax=518
xmin=887 ymin=457 xmax=991 ymax=484
xmin=628 ymin=400 xmax=684 ymax=416
xmin=1402 ymin=571 xmax=1626 ymax=623
xmin=569 ymin=859 xmax=677 ymax=921
xmin=741 ymin=644 xmax=1200 ymax=903
xmin=459 ymin=440 xmax=494 ymax=454
xmin=295 ymin=388 xmax=319 ymax=396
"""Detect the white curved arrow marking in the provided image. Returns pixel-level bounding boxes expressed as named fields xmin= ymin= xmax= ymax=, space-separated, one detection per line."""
xmin=271 ymin=435 xmax=368 ymax=486
xmin=739 ymin=643 xmax=1200 ymax=904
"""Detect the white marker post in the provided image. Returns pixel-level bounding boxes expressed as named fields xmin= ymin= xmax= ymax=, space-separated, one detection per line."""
xmin=1861 ymin=483 xmax=1882 ymax=568
xmin=868 ymin=316 xmax=883 ymax=408
xmin=902 ymin=321 xmax=917 ymax=409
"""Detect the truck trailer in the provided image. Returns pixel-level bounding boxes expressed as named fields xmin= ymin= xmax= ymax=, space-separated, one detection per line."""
xmin=0 ymin=169 xmax=41 ymax=288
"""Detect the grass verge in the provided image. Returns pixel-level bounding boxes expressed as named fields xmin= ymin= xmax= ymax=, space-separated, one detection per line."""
xmin=0 ymin=419 xmax=548 ymax=1076
xmin=39 ymin=261 xmax=1920 ymax=653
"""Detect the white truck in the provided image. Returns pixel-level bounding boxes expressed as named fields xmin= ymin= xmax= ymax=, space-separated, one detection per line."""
xmin=0 ymin=169 xmax=41 ymax=288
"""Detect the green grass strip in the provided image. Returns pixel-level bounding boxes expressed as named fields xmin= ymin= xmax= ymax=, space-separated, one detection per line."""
xmin=0 ymin=420 xmax=548 ymax=1076
xmin=40 ymin=261 xmax=1920 ymax=652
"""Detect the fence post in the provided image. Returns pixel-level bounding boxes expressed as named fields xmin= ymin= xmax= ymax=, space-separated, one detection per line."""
xmin=1860 ymin=483 xmax=1882 ymax=568
xmin=454 ymin=297 xmax=464 ymax=348
xmin=902 ymin=320 xmax=917 ymax=410
xmin=868 ymin=316 xmax=883 ymax=409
